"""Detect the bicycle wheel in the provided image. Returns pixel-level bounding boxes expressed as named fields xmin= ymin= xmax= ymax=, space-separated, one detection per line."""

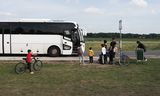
xmin=119 ymin=54 xmax=130 ymax=66
xmin=15 ymin=62 xmax=26 ymax=74
xmin=119 ymin=57 xmax=129 ymax=66
xmin=33 ymin=60 xmax=43 ymax=71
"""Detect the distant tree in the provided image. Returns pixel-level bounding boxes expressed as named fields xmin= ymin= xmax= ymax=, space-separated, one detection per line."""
xmin=86 ymin=32 xmax=160 ymax=39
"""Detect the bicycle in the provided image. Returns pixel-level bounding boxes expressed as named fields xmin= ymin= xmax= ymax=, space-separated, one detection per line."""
xmin=118 ymin=52 xmax=130 ymax=66
xmin=15 ymin=56 xmax=43 ymax=74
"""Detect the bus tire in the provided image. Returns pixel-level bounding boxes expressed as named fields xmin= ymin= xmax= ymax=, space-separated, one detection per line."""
xmin=48 ymin=46 xmax=60 ymax=57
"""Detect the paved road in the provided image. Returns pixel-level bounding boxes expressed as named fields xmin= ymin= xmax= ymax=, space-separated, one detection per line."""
xmin=84 ymin=50 xmax=160 ymax=58
xmin=122 ymin=50 xmax=160 ymax=58
xmin=0 ymin=50 xmax=159 ymax=60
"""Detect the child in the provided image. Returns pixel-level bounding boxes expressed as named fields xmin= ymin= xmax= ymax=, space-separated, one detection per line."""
xmin=104 ymin=40 xmax=109 ymax=63
xmin=26 ymin=49 xmax=34 ymax=74
xmin=101 ymin=44 xmax=106 ymax=64
xmin=88 ymin=47 xmax=94 ymax=64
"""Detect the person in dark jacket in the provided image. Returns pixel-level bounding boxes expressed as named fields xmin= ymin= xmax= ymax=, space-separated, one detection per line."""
xmin=136 ymin=41 xmax=147 ymax=61
xmin=137 ymin=41 xmax=146 ymax=52
xmin=109 ymin=38 xmax=117 ymax=64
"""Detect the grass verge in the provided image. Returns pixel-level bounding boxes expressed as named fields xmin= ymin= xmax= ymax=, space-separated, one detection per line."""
xmin=0 ymin=59 xmax=160 ymax=96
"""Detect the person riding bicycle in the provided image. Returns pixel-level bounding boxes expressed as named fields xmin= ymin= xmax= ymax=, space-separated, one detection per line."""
xmin=26 ymin=49 xmax=34 ymax=74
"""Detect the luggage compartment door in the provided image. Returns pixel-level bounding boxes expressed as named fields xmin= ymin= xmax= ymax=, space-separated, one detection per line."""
xmin=3 ymin=34 xmax=11 ymax=54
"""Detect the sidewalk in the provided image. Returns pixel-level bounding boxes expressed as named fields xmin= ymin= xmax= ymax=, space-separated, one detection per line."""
xmin=0 ymin=55 xmax=159 ymax=61
xmin=0 ymin=56 xmax=96 ymax=61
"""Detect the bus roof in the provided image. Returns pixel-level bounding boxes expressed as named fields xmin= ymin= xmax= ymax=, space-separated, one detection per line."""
xmin=0 ymin=19 xmax=78 ymax=28
xmin=0 ymin=19 xmax=77 ymax=24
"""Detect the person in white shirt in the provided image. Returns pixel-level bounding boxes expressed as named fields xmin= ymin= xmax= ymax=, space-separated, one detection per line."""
xmin=77 ymin=44 xmax=85 ymax=64
xmin=104 ymin=40 xmax=109 ymax=63
xmin=101 ymin=44 xmax=107 ymax=64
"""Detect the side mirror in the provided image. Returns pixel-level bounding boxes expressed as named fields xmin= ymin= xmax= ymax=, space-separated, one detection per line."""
xmin=64 ymin=30 xmax=70 ymax=35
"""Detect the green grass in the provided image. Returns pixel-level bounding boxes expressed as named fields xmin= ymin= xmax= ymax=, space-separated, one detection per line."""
xmin=85 ymin=37 xmax=160 ymax=42
xmin=0 ymin=59 xmax=160 ymax=96
xmin=85 ymin=38 xmax=160 ymax=51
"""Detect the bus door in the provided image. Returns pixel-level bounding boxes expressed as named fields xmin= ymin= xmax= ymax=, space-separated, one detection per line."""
xmin=0 ymin=28 xmax=2 ymax=53
xmin=63 ymin=30 xmax=72 ymax=55
xmin=71 ymin=29 xmax=80 ymax=53
xmin=3 ymin=28 xmax=11 ymax=54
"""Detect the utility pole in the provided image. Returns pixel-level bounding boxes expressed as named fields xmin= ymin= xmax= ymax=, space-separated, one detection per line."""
xmin=119 ymin=20 xmax=122 ymax=64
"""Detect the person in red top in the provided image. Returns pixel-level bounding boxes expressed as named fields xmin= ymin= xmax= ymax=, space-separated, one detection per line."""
xmin=26 ymin=49 xmax=34 ymax=74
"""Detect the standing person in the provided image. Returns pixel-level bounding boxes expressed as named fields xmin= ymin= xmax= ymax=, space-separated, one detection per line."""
xmin=104 ymin=40 xmax=109 ymax=64
xmin=26 ymin=49 xmax=34 ymax=74
xmin=104 ymin=40 xmax=107 ymax=47
xmin=136 ymin=41 xmax=147 ymax=61
xmin=77 ymin=44 xmax=85 ymax=64
xmin=101 ymin=44 xmax=107 ymax=64
xmin=109 ymin=38 xmax=117 ymax=64
xmin=88 ymin=47 xmax=94 ymax=64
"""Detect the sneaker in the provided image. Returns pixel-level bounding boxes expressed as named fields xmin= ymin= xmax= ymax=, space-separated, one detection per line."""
xmin=145 ymin=59 xmax=147 ymax=61
xmin=30 ymin=72 xmax=34 ymax=74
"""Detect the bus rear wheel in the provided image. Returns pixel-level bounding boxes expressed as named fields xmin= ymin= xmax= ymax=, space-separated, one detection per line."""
xmin=48 ymin=46 xmax=60 ymax=57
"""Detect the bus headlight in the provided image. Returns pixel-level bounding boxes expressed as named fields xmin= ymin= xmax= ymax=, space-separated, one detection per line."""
xmin=63 ymin=44 xmax=71 ymax=50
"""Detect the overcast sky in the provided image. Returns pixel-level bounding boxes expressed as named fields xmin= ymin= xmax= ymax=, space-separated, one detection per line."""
xmin=0 ymin=0 xmax=160 ymax=34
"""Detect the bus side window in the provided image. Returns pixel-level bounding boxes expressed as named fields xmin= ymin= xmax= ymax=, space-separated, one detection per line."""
xmin=29 ymin=29 xmax=35 ymax=33
xmin=4 ymin=29 xmax=10 ymax=34
xmin=0 ymin=28 xmax=2 ymax=34
xmin=14 ymin=27 xmax=24 ymax=34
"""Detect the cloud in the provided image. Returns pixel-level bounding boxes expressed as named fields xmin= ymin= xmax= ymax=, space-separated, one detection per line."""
xmin=130 ymin=0 xmax=148 ymax=8
xmin=84 ymin=7 xmax=105 ymax=15
xmin=65 ymin=0 xmax=79 ymax=3
xmin=150 ymin=9 xmax=157 ymax=15
xmin=109 ymin=0 xmax=119 ymax=4
xmin=0 ymin=11 xmax=15 ymax=16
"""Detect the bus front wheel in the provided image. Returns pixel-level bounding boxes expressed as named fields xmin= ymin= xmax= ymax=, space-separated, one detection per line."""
xmin=48 ymin=46 xmax=60 ymax=57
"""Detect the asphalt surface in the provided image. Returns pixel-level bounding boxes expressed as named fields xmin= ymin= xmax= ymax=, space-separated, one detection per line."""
xmin=0 ymin=50 xmax=159 ymax=61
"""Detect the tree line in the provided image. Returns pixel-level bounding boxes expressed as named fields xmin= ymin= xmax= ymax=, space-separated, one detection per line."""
xmin=86 ymin=32 xmax=160 ymax=39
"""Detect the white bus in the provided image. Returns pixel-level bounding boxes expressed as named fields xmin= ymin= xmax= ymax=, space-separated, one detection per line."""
xmin=0 ymin=19 xmax=85 ymax=56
